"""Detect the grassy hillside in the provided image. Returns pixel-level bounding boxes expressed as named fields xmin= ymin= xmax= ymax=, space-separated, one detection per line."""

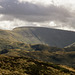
xmin=0 ymin=38 xmax=75 ymax=74
xmin=0 ymin=28 xmax=42 ymax=44
xmin=0 ymin=27 xmax=75 ymax=47
xmin=0 ymin=38 xmax=31 ymax=52
xmin=0 ymin=38 xmax=75 ymax=68
xmin=0 ymin=55 xmax=75 ymax=75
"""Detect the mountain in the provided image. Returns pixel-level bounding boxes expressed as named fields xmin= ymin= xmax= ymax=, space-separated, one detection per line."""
xmin=0 ymin=27 xmax=75 ymax=47
xmin=0 ymin=27 xmax=75 ymax=74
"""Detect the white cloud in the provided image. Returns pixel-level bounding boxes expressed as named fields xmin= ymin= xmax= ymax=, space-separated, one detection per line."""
xmin=0 ymin=19 xmax=27 ymax=30
xmin=18 ymin=0 xmax=53 ymax=6
xmin=18 ymin=0 xmax=75 ymax=8
xmin=0 ymin=5 xmax=3 ymax=8
xmin=56 ymin=25 xmax=75 ymax=31
xmin=0 ymin=14 xmax=4 ymax=18
xmin=49 ymin=21 xmax=57 ymax=27
xmin=0 ymin=19 xmax=41 ymax=30
xmin=0 ymin=19 xmax=75 ymax=31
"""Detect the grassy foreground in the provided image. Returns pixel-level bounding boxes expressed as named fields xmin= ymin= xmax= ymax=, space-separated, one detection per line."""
xmin=0 ymin=56 xmax=75 ymax=75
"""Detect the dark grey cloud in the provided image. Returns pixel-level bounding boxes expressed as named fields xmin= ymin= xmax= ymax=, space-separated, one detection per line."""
xmin=0 ymin=0 xmax=71 ymax=22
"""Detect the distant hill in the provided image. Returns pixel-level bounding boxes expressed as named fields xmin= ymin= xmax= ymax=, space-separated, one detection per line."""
xmin=0 ymin=27 xmax=75 ymax=47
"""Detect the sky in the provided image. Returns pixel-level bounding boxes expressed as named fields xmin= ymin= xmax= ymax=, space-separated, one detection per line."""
xmin=0 ymin=0 xmax=75 ymax=31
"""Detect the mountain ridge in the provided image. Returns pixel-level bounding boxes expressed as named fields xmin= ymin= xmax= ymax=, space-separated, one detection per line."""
xmin=13 ymin=26 xmax=75 ymax=32
xmin=0 ymin=26 xmax=75 ymax=48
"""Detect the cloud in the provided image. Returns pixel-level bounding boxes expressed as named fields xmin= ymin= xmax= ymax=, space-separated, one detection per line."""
xmin=0 ymin=19 xmax=27 ymax=30
xmin=0 ymin=0 xmax=71 ymax=22
xmin=0 ymin=0 xmax=75 ymax=31
xmin=0 ymin=5 xmax=3 ymax=8
xmin=18 ymin=0 xmax=53 ymax=6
